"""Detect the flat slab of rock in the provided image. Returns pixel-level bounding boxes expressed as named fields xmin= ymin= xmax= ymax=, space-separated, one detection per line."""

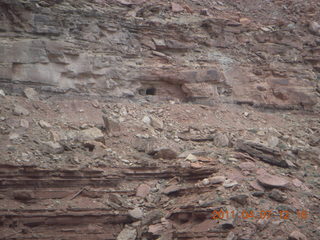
xmin=257 ymin=174 xmax=290 ymax=188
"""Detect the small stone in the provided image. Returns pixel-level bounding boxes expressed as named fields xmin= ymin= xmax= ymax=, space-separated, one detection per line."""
xmin=269 ymin=189 xmax=287 ymax=202
xmin=309 ymin=21 xmax=320 ymax=36
xmin=240 ymin=18 xmax=251 ymax=25
xmin=129 ymin=207 xmax=143 ymax=220
xmin=150 ymin=117 xmax=163 ymax=130
xmin=292 ymin=178 xmax=303 ymax=187
xmin=78 ymin=127 xmax=104 ymax=143
xmin=230 ymin=194 xmax=249 ymax=205
xmin=23 ymin=88 xmax=39 ymax=100
xmin=252 ymin=191 xmax=264 ymax=197
xmin=239 ymin=162 xmax=256 ymax=172
xmin=135 ymin=134 xmax=150 ymax=139
xmin=200 ymin=9 xmax=209 ymax=16
xmin=221 ymin=220 xmax=235 ymax=229
xmin=162 ymin=185 xmax=181 ymax=195
xmin=102 ymin=115 xmax=120 ymax=134
xmin=267 ymin=136 xmax=279 ymax=148
xmin=250 ymin=180 xmax=265 ymax=191
xmin=20 ymin=119 xmax=29 ymax=128
xmin=142 ymin=116 xmax=151 ymax=125
xmin=0 ymin=89 xmax=5 ymax=97
xmin=190 ymin=162 xmax=202 ymax=169
xmin=213 ymin=133 xmax=229 ymax=147
xmin=153 ymin=148 xmax=177 ymax=160
xmin=171 ymin=2 xmax=184 ymax=13
xmin=152 ymin=51 xmax=166 ymax=57
xmin=257 ymin=174 xmax=290 ymax=188
xmin=38 ymin=120 xmax=52 ymax=129
xmin=13 ymin=191 xmax=34 ymax=201
xmin=13 ymin=105 xmax=30 ymax=116
xmin=9 ymin=133 xmax=20 ymax=141
xmin=202 ymin=178 xmax=210 ymax=185
xmin=226 ymin=231 xmax=236 ymax=240
xmin=257 ymin=218 xmax=270 ymax=231
xmin=136 ymin=184 xmax=151 ymax=198
xmin=185 ymin=153 xmax=198 ymax=162
xmin=208 ymin=176 xmax=226 ymax=184
xmin=116 ymin=226 xmax=137 ymax=240
xmin=223 ymin=179 xmax=238 ymax=188
xmin=43 ymin=141 xmax=64 ymax=154
xmin=92 ymin=100 xmax=100 ymax=108
xmin=148 ymin=223 xmax=164 ymax=236
xmin=288 ymin=231 xmax=307 ymax=240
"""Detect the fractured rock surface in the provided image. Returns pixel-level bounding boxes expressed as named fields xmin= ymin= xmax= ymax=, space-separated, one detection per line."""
xmin=0 ymin=0 xmax=319 ymax=240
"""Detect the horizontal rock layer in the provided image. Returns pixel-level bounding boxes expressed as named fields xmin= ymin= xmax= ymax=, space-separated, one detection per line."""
xmin=0 ymin=0 xmax=319 ymax=109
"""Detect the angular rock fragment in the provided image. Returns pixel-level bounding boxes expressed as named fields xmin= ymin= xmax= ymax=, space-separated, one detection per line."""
xmin=136 ymin=184 xmax=150 ymax=198
xmin=223 ymin=179 xmax=238 ymax=188
xmin=213 ymin=132 xmax=229 ymax=147
xmin=230 ymin=194 xmax=248 ymax=205
xmin=309 ymin=21 xmax=320 ymax=36
xmin=142 ymin=115 xmax=151 ymax=125
xmin=102 ymin=115 xmax=120 ymax=134
xmin=289 ymin=231 xmax=307 ymax=240
xmin=150 ymin=116 xmax=163 ymax=130
xmin=20 ymin=119 xmax=29 ymax=128
xmin=13 ymin=105 xmax=30 ymax=116
xmin=129 ymin=207 xmax=143 ymax=220
xmin=171 ymin=3 xmax=184 ymax=13
xmin=23 ymin=88 xmax=39 ymax=100
xmin=13 ymin=191 xmax=34 ymax=202
xmin=116 ymin=226 xmax=137 ymax=240
xmin=38 ymin=120 xmax=52 ymax=129
xmin=0 ymin=89 xmax=6 ymax=97
xmin=78 ymin=127 xmax=104 ymax=143
xmin=152 ymin=148 xmax=177 ymax=160
xmin=162 ymin=185 xmax=181 ymax=195
xmin=43 ymin=141 xmax=64 ymax=154
xmin=239 ymin=162 xmax=256 ymax=172
xmin=9 ymin=133 xmax=20 ymax=141
xmin=208 ymin=176 xmax=226 ymax=184
xmin=268 ymin=189 xmax=287 ymax=202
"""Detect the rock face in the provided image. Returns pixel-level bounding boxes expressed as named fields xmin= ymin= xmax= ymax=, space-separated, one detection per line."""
xmin=0 ymin=1 xmax=320 ymax=240
xmin=0 ymin=0 xmax=318 ymax=109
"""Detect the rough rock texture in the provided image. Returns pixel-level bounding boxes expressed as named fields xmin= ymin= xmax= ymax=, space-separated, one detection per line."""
xmin=0 ymin=1 xmax=320 ymax=240
xmin=0 ymin=0 xmax=319 ymax=110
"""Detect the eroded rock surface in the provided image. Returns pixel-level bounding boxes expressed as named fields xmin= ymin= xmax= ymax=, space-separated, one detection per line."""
xmin=0 ymin=1 xmax=319 ymax=240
